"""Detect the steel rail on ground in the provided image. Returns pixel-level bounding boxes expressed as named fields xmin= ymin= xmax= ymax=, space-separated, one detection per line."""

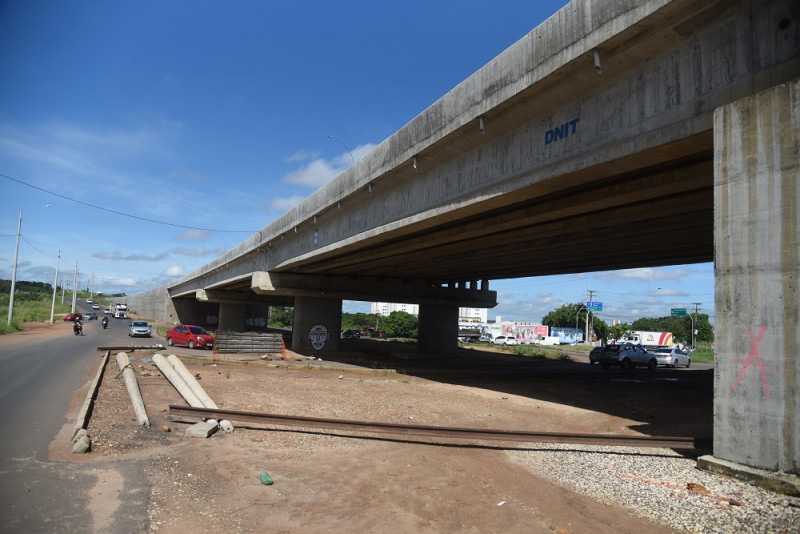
xmin=169 ymin=405 xmax=703 ymax=450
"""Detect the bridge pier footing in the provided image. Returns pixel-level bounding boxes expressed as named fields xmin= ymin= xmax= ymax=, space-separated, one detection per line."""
xmin=291 ymin=297 xmax=342 ymax=355
xmin=707 ymin=78 xmax=800 ymax=484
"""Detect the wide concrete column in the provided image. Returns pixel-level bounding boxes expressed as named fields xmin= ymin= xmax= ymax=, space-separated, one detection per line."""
xmin=291 ymin=297 xmax=342 ymax=354
xmin=710 ymin=79 xmax=799 ymax=475
xmin=218 ymin=303 xmax=248 ymax=331
xmin=171 ymin=299 xmax=218 ymax=329
xmin=418 ymin=304 xmax=459 ymax=354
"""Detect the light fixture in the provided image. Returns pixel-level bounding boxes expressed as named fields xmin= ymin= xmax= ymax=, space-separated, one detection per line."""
xmin=413 ymin=156 xmax=418 ymax=170
xmin=479 ymin=117 xmax=485 ymax=134
xmin=594 ymin=50 xmax=602 ymax=74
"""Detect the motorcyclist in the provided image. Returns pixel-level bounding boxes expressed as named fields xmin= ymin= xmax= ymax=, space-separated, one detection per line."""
xmin=73 ymin=317 xmax=83 ymax=336
xmin=101 ymin=316 xmax=109 ymax=329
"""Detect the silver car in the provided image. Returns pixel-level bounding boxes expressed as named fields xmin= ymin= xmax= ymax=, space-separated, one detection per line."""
xmin=652 ymin=347 xmax=691 ymax=368
xmin=128 ymin=320 xmax=151 ymax=337
xmin=491 ymin=335 xmax=518 ymax=346
xmin=597 ymin=342 xmax=658 ymax=370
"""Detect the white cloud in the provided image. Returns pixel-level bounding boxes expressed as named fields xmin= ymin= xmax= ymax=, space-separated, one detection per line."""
xmin=176 ymin=230 xmax=211 ymax=242
xmin=267 ymin=195 xmax=306 ymax=212
xmin=93 ymin=251 xmax=169 ymax=262
xmin=600 ymin=267 xmax=689 ymax=282
xmin=283 ymin=158 xmax=340 ymax=187
xmin=650 ymin=287 xmax=689 ymax=297
xmin=282 ymin=143 xmax=378 ymax=188
xmin=286 ymin=150 xmax=319 ymax=163
xmin=161 ymin=265 xmax=184 ymax=277
xmin=172 ymin=246 xmax=226 ymax=257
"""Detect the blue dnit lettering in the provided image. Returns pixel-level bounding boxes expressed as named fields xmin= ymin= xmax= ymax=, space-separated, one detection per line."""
xmin=544 ymin=117 xmax=580 ymax=145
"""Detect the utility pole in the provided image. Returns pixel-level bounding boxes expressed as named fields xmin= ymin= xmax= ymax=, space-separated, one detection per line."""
xmin=691 ymin=302 xmax=701 ymax=349
xmin=7 ymin=210 xmax=22 ymax=326
xmin=71 ymin=260 xmax=78 ymax=313
xmin=587 ymin=287 xmax=597 ymax=344
xmin=49 ymin=248 xmax=61 ymax=323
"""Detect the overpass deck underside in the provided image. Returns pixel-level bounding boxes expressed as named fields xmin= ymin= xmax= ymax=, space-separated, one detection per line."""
xmin=288 ymin=145 xmax=715 ymax=285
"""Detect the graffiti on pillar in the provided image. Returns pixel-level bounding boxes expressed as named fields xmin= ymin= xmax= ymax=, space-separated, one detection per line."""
xmin=308 ymin=324 xmax=329 ymax=350
xmin=731 ymin=324 xmax=775 ymax=400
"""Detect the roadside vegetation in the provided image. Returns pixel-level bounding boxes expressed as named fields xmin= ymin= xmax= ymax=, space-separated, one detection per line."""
xmin=0 ymin=280 xmax=76 ymax=335
xmin=0 ymin=279 xmax=116 ymax=335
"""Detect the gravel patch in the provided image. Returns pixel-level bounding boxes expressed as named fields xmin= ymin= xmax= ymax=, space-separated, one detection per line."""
xmin=507 ymin=444 xmax=799 ymax=533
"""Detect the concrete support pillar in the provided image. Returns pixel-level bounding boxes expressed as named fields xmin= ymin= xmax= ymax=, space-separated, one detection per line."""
xmin=218 ymin=303 xmax=248 ymax=331
xmin=172 ymin=299 xmax=218 ymax=329
xmin=710 ymin=79 xmax=799 ymax=474
xmin=418 ymin=303 xmax=459 ymax=354
xmin=291 ymin=297 xmax=342 ymax=354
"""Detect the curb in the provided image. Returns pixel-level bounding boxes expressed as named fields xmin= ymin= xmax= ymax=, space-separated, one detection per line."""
xmin=697 ymin=455 xmax=800 ymax=496
xmin=72 ymin=349 xmax=109 ymax=447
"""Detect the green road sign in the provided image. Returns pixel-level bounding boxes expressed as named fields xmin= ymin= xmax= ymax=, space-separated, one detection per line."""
xmin=671 ymin=308 xmax=687 ymax=317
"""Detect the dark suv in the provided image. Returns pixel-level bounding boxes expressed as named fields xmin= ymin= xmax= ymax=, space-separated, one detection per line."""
xmin=597 ymin=343 xmax=658 ymax=370
xmin=342 ymin=329 xmax=361 ymax=339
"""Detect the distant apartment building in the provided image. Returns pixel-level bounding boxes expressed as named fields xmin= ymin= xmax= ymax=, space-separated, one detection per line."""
xmin=371 ymin=302 xmax=487 ymax=323
xmin=371 ymin=302 xmax=419 ymax=316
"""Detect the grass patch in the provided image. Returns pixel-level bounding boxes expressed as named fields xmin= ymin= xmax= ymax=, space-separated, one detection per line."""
xmin=1 ymin=299 xmax=74 ymax=335
xmin=690 ymin=344 xmax=715 ymax=363
xmin=510 ymin=344 xmax=571 ymax=362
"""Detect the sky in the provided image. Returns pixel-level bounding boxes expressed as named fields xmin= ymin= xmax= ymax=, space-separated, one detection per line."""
xmin=0 ymin=0 xmax=715 ymax=325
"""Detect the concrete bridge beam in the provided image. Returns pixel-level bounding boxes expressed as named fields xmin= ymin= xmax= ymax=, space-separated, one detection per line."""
xmin=710 ymin=78 xmax=799 ymax=476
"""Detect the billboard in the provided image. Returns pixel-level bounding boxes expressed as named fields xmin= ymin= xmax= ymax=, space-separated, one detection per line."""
xmin=550 ymin=326 xmax=582 ymax=344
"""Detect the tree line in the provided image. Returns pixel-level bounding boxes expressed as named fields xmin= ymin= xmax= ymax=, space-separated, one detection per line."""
xmin=542 ymin=302 xmax=713 ymax=345
xmin=0 ymin=279 xmax=55 ymax=303
xmin=268 ymin=307 xmax=419 ymax=339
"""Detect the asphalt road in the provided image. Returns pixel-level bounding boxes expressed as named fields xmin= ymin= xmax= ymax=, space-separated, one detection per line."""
xmin=0 ymin=305 xmax=150 ymax=533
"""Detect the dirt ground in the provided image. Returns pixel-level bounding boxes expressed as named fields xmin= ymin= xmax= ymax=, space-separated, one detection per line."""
xmin=47 ymin=328 xmax=711 ymax=533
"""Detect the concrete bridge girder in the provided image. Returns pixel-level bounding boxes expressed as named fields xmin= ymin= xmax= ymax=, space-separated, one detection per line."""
xmin=249 ymin=271 xmax=497 ymax=309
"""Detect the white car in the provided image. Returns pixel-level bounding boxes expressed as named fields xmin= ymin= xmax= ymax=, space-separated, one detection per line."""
xmin=652 ymin=347 xmax=691 ymax=368
xmin=128 ymin=320 xmax=151 ymax=337
xmin=103 ymin=307 xmax=112 ymax=314
xmin=92 ymin=303 xmax=100 ymax=309
xmin=491 ymin=335 xmax=518 ymax=346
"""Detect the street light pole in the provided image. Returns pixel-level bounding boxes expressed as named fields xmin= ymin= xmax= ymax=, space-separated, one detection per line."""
xmin=71 ymin=260 xmax=78 ymax=313
xmin=327 ymin=135 xmax=356 ymax=166
xmin=575 ymin=305 xmax=586 ymax=345
xmin=49 ymin=248 xmax=61 ymax=323
xmin=6 ymin=210 xmax=22 ymax=326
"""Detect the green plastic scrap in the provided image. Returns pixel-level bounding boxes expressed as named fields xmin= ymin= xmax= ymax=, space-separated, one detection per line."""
xmin=259 ymin=471 xmax=274 ymax=485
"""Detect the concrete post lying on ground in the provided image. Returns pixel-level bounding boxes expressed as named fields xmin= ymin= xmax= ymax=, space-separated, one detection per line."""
xmin=152 ymin=354 xmax=203 ymax=407
xmin=116 ymin=352 xmax=150 ymax=427
xmin=166 ymin=354 xmax=234 ymax=432
xmin=153 ymin=353 xmax=219 ymax=438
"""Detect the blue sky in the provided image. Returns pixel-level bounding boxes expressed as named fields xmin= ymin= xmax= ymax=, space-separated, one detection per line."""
xmin=0 ymin=0 xmax=714 ymax=325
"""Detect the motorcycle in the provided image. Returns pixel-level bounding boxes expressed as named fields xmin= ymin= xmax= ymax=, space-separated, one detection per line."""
xmin=102 ymin=317 xmax=109 ymax=329
xmin=73 ymin=322 xmax=83 ymax=336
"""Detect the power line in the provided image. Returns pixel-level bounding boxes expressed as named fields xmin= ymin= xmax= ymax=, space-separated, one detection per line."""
xmin=1 ymin=172 xmax=257 ymax=233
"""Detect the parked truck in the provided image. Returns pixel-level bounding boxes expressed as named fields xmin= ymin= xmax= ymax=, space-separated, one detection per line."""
xmin=623 ymin=331 xmax=673 ymax=348
xmin=114 ymin=303 xmax=128 ymax=319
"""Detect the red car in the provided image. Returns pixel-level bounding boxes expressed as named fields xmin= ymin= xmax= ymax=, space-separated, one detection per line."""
xmin=63 ymin=313 xmax=83 ymax=321
xmin=166 ymin=325 xmax=214 ymax=349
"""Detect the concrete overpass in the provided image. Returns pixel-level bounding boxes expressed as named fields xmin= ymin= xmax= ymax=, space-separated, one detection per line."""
xmin=129 ymin=0 xmax=799 ymax=480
